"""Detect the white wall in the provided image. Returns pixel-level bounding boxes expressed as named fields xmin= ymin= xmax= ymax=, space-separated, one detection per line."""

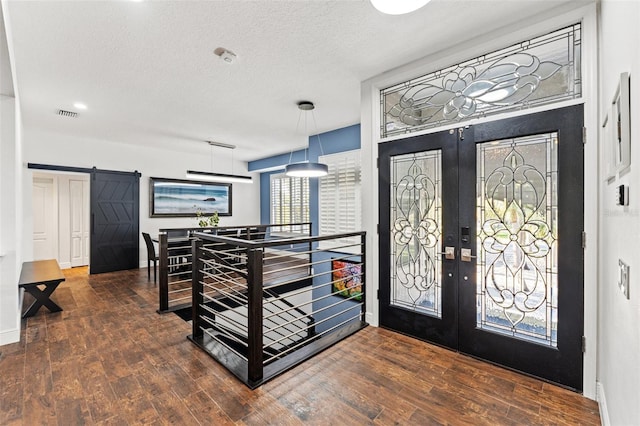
xmin=0 ymin=1 xmax=22 ymax=346
xmin=0 ymin=94 xmax=21 ymax=346
xmin=597 ymin=1 xmax=640 ymax=424
xmin=21 ymin=127 xmax=261 ymax=267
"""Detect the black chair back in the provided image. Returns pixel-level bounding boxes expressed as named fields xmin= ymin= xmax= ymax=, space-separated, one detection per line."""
xmin=142 ymin=232 xmax=156 ymax=259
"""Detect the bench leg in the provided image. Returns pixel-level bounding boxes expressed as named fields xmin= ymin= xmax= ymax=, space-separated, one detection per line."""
xmin=22 ymin=281 xmax=63 ymax=318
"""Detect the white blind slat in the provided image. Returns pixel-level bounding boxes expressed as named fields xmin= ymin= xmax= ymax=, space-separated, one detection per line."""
xmin=318 ymin=150 xmax=361 ymax=250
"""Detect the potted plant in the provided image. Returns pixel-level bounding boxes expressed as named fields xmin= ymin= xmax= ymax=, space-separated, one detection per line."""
xmin=195 ymin=208 xmax=219 ymax=229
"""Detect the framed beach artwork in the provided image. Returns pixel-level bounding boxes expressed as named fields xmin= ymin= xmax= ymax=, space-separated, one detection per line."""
xmin=149 ymin=177 xmax=232 ymax=217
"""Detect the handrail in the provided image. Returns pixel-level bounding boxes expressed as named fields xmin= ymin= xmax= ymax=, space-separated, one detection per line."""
xmin=158 ymin=222 xmax=312 ymax=312
xmin=192 ymin=230 xmax=365 ymax=249
xmin=159 ymin=222 xmax=311 ymax=237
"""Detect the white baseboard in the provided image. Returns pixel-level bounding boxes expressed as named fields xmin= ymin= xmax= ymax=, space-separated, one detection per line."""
xmin=0 ymin=327 xmax=20 ymax=346
xmin=0 ymin=288 xmax=24 ymax=346
xmin=365 ymin=311 xmax=377 ymax=326
xmin=597 ymin=381 xmax=610 ymax=426
xmin=59 ymin=261 xmax=71 ymax=269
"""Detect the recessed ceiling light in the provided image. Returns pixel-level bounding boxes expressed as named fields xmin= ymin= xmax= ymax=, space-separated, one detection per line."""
xmin=73 ymin=102 xmax=87 ymax=110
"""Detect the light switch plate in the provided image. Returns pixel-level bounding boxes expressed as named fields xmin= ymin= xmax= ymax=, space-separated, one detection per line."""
xmin=616 ymin=185 xmax=629 ymax=206
xmin=618 ymin=259 xmax=630 ymax=299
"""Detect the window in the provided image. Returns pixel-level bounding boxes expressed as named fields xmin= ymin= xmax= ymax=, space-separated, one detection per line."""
xmin=319 ymin=150 xmax=361 ymax=250
xmin=270 ymin=173 xmax=309 ymax=233
xmin=381 ymin=24 xmax=582 ymax=138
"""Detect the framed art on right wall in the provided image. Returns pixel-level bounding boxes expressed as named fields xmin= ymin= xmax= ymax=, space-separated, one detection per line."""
xmin=612 ymin=72 xmax=631 ymax=174
xmin=331 ymin=259 xmax=363 ymax=302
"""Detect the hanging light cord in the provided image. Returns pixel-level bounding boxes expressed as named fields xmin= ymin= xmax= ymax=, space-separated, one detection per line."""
xmin=311 ymin=109 xmax=325 ymax=157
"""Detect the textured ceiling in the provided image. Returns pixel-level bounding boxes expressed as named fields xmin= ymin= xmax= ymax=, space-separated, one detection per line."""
xmin=5 ymin=0 xmax=588 ymax=161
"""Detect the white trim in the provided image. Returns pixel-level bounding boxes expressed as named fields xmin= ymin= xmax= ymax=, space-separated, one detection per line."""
xmin=9 ymin=285 xmax=24 ymax=346
xmin=580 ymin=3 xmax=599 ymax=401
xmin=0 ymin=327 xmax=20 ymax=346
xmin=361 ymin=2 xmax=598 ymax=399
xmin=597 ymin=382 xmax=611 ymax=426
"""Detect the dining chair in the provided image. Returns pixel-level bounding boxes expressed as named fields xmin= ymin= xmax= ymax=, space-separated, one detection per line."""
xmin=142 ymin=232 xmax=159 ymax=283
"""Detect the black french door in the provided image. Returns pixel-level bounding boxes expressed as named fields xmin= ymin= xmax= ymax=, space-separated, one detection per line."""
xmin=90 ymin=169 xmax=140 ymax=274
xmin=378 ymin=105 xmax=584 ymax=390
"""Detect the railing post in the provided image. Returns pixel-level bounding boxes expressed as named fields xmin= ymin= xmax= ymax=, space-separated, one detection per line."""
xmin=247 ymin=248 xmax=264 ymax=385
xmin=192 ymin=238 xmax=204 ymax=339
xmin=158 ymin=233 xmax=169 ymax=312
xmin=308 ymin=222 xmax=313 ymax=276
xmin=361 ymin=232 xmax=367 ymax=322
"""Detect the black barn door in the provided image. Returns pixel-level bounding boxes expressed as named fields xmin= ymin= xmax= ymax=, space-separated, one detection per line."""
xmin=90 ymin=169 xmax=140 ymax=274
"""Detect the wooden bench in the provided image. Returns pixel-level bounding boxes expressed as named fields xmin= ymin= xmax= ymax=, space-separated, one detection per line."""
xmin=18 ymin=259 xmax=65 ymax=318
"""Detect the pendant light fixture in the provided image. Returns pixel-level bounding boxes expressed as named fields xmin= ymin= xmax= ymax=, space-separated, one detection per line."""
xmin=285 ymin=101 xmax=328 ymax=178
xmin=186 ymin=141 xmax=253 ymax=184
xmin=370 ymin=0 xmax=431 ymax=15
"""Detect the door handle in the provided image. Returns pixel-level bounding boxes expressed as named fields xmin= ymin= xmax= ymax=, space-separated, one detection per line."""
xmin=437 ymin=246 xmax=456 ymax=260
xmin=460 ymin=248 xmax=476 ymax=262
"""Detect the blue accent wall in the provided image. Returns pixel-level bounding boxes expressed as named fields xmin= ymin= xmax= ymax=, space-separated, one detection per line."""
xmin=250 ymin=123 xmax=360 ymax=226
xmin=259 ymin=170 xmax=281 ymax=224
xmin=311 ymin=251 xmax=362 ymax=333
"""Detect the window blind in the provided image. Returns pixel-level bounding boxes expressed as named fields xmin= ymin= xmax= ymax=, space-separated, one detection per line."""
xmin=270 ymin=173 xmax=309 ymax=234
xmin=319 ymin=150 xmax=361 ymax=250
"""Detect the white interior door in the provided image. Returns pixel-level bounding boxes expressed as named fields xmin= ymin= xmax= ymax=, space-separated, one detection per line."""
xmin=70 ymin=178 xmax=90 ymax=267
xmin=82 ymin=180 xmax=90 ymax=265
xmin=32 ymin=177 xmax=57 ymax=260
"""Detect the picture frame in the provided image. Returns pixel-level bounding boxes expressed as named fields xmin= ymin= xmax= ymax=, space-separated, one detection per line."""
xmin=149 ymin=177 xmax=232 ymax=217
xmin=602 ymin=112 xmax=617 ymax=182
xmin=612 ymin=72 xmax=631 ymax=174
xmin=331 ymin=259 xmax=363 ymax=302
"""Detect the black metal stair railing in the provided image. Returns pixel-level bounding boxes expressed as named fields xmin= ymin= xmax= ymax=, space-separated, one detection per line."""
xmin=157 ymin=223 xmax=309 ymax=313
xmin=188 ymin=228 xmax=367 ymax=389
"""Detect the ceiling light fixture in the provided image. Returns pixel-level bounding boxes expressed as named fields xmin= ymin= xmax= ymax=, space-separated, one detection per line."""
xmin=186 ymin=141 xmax=253 ymax=184
xmin=370 ymin=0 xmax=431 ymax=15
xmin=285 ymin=101 xmax=328 ymax=178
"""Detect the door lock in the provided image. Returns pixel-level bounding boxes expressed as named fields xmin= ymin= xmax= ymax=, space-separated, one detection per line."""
xmin=437 ymin=246 xmax=456 ymax=260
xmin=460 ymin=248 xmax=477 ymax=262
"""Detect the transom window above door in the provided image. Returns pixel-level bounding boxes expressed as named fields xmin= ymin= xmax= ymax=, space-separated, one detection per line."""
xmin=380 ymin=23 xmax=582 ymax=138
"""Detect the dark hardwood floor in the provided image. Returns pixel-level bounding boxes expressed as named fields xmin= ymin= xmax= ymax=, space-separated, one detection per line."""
xmin=0 ymin=267 xmax=600 ymax=425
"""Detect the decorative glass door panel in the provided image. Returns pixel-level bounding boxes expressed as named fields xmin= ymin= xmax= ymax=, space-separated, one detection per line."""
xmin=380 ymin=105 xmax=584 ymax=390
xmin=476 ymin=133 xmax=558 ymax=347
xmin=379 ymin=129 xmax=459 ymax=349
xmin=390 ymin=151 xmax=442 ymax=317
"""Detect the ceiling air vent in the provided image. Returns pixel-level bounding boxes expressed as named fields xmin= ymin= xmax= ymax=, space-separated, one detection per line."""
xmin=57 ymin=109 xmax=78 ymax=118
